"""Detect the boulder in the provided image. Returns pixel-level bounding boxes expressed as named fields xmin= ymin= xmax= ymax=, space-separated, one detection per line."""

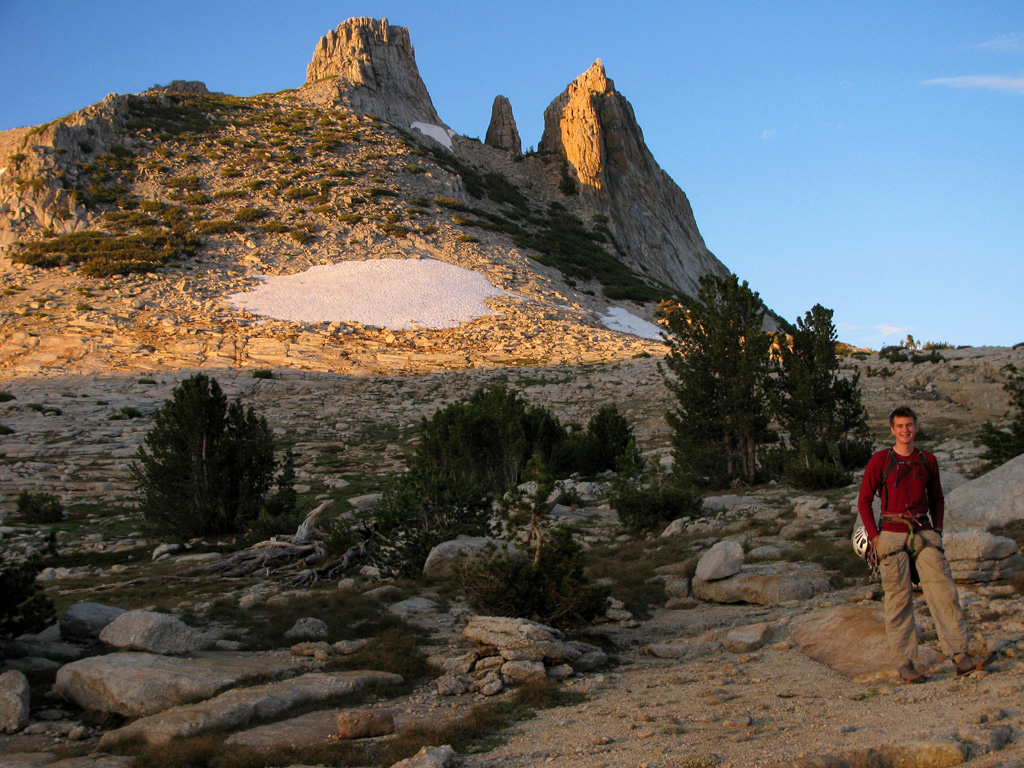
xmin=0 ymin=670 xmax=30 ymax=733
xmin=422 ymin=535 xmax=517 ymax=579
xmin=58 ymin=602 xmax=126 ymax=640
xmin=722 ymin=622 xmax=772 ymax=653
xmin=945 ymin=453 xmax=1024 ymax=531
xmin=284 ymin=617 xmax=329 ymax=640
xmin=791 ymin=603 xmax=942 ymax=678
xmin=944 ymin=530 xmax=1024 ymax=582
xmin=56 ymin=652 xmax=309 ymax=717
xmin=692 ymin=563 xmax=831 ymax=605
xmin=694 ymin=540 xmax=744 ymax=581
xmin=99 ymin=610 xmax=201 ymax=655
xmin=463 ymin=616 xmax=580 ymax=664
xmin=336 ymin=708 xmax=396 ymax=739
xmin=390 ymin=745 xmax=456 ymax=768
xmin=500 ymin=660 xmax=547 ymax=685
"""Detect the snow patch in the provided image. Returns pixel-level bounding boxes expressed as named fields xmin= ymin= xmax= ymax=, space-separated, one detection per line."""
xmin=226 ymin=259 xmax=513 ymax=329
xmin=410 ymin=122 xmax=455 ymax=150
xmin=600 ymin=308 xmax=663 ymax=340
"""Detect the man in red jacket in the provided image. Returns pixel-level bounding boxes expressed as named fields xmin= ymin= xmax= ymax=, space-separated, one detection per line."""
xmin=857 ymin=405 xmax=991 ymax=683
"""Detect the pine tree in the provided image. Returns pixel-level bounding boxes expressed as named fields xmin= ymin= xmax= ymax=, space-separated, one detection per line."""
xmin=661 ymin=273 xmax=774 ymax=487
xmin=131 ymin=373 xmax=277 ymax=539
xmin=977 ymin=365 xmax=1024 ymax=466
xmin=774 ymin=304 xmax=869 ymax=465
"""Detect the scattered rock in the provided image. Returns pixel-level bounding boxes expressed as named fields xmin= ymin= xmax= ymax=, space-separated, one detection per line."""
xmin=722 ymin=622 xmax=773 ymax=653
xmin=0 ymin=670 xmax=30 ymax=733
xmin=695 ymin=541 xmax=745 ymax=581
xmin=422 ymin=535 xmax=516 ymax=579
xmin=99 ymin=610 xmax=201 ymax=655
xmin=336 ymin=708 xmax=396 ymax=739
xmin=285 ymin=617 xmax=329 ymax=640
xmin=693 ymin=563 xmax=831 ymax=605
xmin=58 ymin=602 xmax=126 ymax=641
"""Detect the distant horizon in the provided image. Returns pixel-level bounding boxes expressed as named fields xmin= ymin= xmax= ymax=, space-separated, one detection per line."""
xmin=2 ymin=2 xmax=1022 ymax=349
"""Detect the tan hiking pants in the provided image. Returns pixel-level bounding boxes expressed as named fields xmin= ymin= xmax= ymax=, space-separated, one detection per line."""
xmin=876 ymin=529 xmax=968 ymax=662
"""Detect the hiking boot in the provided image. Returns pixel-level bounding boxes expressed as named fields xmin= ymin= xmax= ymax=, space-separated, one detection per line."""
xmin=898 ymin=659 xmax=926 ymax=684
xmin=954 ymin=652 xmax=993 ymax=677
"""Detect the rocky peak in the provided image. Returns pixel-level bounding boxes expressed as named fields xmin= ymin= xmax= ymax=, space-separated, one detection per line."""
xmin=484 ymin=95 xmax=521 ymax=155
xmin=305 ymin=17 xmax=446 ymax=138
xmin=539 ymin=60 xmax=730 ymax=299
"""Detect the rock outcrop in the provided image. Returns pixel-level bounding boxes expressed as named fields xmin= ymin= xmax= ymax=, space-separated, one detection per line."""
xmin=946 ymin=453 xmax=1024 ymax=532
xmin=484 ymin=95 xmax=521 ymax=154
xmin=305 ymin=17 xmax=447 ymax=137
xmin=538 ymin=60 xmax=730 ymax=299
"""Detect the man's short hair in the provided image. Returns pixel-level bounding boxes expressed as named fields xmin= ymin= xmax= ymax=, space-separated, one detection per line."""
xmin=889 ymin=405 xmax=918 ymax=426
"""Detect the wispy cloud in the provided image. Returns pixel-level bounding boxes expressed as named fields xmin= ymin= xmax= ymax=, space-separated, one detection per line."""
xmin=978 ymin=32 xmax=1024 ymax=53
xmin=922 ymin=74 xmax=1024 ymax=94
xmin=760 ymin=129 xmax=777 ymax=140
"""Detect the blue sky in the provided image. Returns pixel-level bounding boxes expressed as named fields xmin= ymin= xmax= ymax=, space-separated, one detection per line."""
xmin=2 ymin=1 xmax=1022 ymax=349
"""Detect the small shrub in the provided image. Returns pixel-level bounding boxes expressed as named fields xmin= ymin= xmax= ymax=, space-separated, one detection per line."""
xmin=110 ymin=406 xmax=143 ymax=420
xmin=0 ymin=392 xmax=15 ymax=402
xmin=289 ymin=230 xmax=314 ymax=244
xmin=233 ymin=206 xmax=269 ymax=223
xmin=610 ymin=451 xmax=703 ymax=533
xmin=878 ymin=346 xmax=908 ymax=363
xmin=16 ymin=491 xmax=64 ymax=523
xmin=198 ymin=220 xmax=245 ymax=234
xmin=260 ymin=221 xmax=290 ymax=234
xmin=0 ymin=424 xmax=12 ymax=436
xmin=784 ymin=452 xmax=853 ymax=490
xmin=455 ymin=526 xmax=610 ymax=629
xmin=252 ymin=369 xmax=273 ymax=379
xmin=0 ymin=554 xmax=55 ymax=639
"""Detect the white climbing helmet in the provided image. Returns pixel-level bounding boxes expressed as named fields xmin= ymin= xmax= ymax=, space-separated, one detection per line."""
xmin=851 ymin=521 xmax=871 ymax=559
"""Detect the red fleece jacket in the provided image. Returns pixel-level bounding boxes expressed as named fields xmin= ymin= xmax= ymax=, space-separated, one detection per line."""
xmin=857 ymin=448 xmax=944 ymax=539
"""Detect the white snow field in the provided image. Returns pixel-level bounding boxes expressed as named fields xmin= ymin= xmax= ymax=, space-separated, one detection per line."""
xmin=227 ymin=258 xmax=662 ymax=339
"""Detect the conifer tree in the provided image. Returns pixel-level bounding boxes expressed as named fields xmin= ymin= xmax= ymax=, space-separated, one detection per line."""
xmin=661 ymin=273 xmax=774 ymax=487
xmin=773 ymin=304 xmax=869 ymax=466
xmin=132 ymin=373 xmax=278 ymax=539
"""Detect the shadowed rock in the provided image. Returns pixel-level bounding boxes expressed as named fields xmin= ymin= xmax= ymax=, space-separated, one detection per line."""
xmin=484 ymin=95 xmax=521 ymax=154
xmin=56 ymin=652 xmax=310 ymax=718
xmin=99 ymin=670 xmax=402 ymax=747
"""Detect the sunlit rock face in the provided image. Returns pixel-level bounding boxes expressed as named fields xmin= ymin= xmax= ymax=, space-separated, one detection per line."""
xmin=305 ymin=17 xmax=445 ymax=132
xmin=540 ymin=60 xmax=730 ymax=299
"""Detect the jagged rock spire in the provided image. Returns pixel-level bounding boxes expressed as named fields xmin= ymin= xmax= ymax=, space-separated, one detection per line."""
xmin=484 ymin=95 xmax=521 ymax=155
xmin=306 ymin=17 xmax=446 ymax=133
xmin=540 ymin=60 xmax=730 ymax=298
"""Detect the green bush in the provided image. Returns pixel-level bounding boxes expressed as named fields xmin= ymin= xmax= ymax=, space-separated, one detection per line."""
xmin=0 ymin=554 xmax=55 ymax=639
xmin=131 ymin=373 xmax=281 ymax=539
xmin=455 ymin=526 xmax=609 ymax=629
xmin=878 ymin=346 xmax=908 ymax=363
xmin=556 ymin=404 xmax=636 ymax=475
xmin=16 ymin=491 xmax=64 ymax=524
xmin=610 ymin=450 xmax=703 ymax=533
xmin=366 ymin=387 xmax=637 ymax=576
xmin=977 ymin=365 xmax=1024 ymax=466
xmin=784 ymin=452 xmax=853 ymax=490
xmin=233 ymin=206 xmax=269 ymax=223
